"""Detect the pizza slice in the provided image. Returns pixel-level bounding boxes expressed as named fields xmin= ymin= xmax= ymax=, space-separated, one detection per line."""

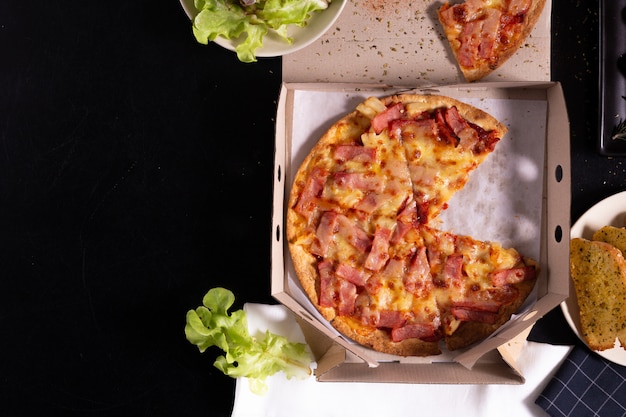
xmin=418 ymin=225 xmax=538 ymax=352
xmin=437 ymin=0 xmax=547 ymax=82
xmin=329 ymin=224 xmax=538 ymax=356
xmin=372 ymin=94 xmax=505 ymax=222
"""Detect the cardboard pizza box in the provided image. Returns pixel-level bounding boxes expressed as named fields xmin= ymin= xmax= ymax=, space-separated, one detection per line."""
xmin=270 ymin=81 xmax=570 ymax=384
xmin=271 ymin=0 xmax=563 ymax=383
xmin=282 ymin=0 xmax=552 ymax=86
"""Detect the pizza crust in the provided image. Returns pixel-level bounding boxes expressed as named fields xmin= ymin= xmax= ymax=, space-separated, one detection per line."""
xmin=379 ymin=94 xmax=507 ymax=135
xmin=332 ymin=316 xmax=443 ymax=357
xmin=444 ymin=278 xmax=536 ymax=351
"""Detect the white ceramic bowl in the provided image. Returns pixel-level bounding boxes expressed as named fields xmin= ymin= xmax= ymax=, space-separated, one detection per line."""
xmin=179 ymin=0 xmax=346 ymax=58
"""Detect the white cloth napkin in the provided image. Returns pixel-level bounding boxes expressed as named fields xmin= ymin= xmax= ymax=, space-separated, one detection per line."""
xmin=231 ymin=303 xmax=572 ymax=417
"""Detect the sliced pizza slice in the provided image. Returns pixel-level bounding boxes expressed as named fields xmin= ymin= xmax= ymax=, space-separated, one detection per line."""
xmin=416 ymin=225 xmax=538 ymax=351
xmin=320 ymin=223 xmax=538 ymax=357
xmin=287 ymin=99 xmax=416 ymax=323
xmin=367 ymin=94 xmax=506 ymax=223
xmin=438 ymin=0 xmax=547 ymax=82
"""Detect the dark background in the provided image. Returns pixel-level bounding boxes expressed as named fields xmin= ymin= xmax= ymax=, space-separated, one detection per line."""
xmin=1 ymin=1 xmax=622 ymax=416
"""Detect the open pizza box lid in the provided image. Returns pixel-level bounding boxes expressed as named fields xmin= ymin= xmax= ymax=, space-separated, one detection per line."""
xmin=270 ymin=81 xmax=570 ymax=384
xmin=282 ymin=0 xmax=552 ymax=85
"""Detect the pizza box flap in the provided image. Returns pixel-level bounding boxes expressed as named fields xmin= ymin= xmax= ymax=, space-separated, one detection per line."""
xmin=294 ymin=308 xmax=527 ymax=383
xmin=271 ymin=81 xmax=570 ymax=383
xmin=282 ymin=0 xmax=552 ymax=86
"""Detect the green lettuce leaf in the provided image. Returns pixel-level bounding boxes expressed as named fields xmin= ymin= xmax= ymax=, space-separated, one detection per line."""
xmin=258 ymin=0 xmax=330 ymax=29
xmin=185 ymin=287 xmax=312 ymax=395
xmin=192 ymin=1 xmax=248 ymax=44
xmin=190 ymin=0 xmax=330 ymax=63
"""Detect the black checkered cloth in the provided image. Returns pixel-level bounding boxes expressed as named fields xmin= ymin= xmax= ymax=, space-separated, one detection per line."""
xmin=535 ymin=344 xmax=626 ymax=417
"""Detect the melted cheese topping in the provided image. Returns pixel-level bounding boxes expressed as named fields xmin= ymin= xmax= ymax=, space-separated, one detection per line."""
xmin=403 ymin=127 xmax=480 ymax=219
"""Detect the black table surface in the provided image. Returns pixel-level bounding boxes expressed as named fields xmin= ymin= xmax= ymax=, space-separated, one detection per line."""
xmin=1 ymin=1 xmax=623 ymax=416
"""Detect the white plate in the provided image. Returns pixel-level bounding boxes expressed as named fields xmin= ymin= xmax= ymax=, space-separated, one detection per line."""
xmin=561 ymin=190 xmax=626 ymax=366
xmin=179 ymin=0 xmax=346 ymax=58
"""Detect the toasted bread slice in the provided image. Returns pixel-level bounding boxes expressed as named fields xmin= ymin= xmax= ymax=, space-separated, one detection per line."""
xmin=569 ymin=238 xmax=626 ymax=351
xmin=593 ymin=225 xmax=626 ymax=254
xmin=591 ymin=226 xmax=626 ymax=348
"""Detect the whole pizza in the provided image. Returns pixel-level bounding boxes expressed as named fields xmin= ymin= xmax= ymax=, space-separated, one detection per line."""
xmin=286 ymin=94 xmax=539 ymax=357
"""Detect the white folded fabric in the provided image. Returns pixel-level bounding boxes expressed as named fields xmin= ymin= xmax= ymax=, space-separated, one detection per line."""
xmin=232 ymin=303 xmax=571 ymax=417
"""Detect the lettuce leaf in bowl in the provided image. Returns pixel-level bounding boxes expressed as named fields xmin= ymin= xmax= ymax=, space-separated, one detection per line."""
xmin=191 ymin=0 xmax=330 ymax=63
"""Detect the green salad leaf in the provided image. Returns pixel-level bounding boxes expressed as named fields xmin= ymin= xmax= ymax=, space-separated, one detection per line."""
xmin=185 ymin=287 xmax=312 ymax=395
xmin=191 ymin=0 xmax=330 ymax=63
